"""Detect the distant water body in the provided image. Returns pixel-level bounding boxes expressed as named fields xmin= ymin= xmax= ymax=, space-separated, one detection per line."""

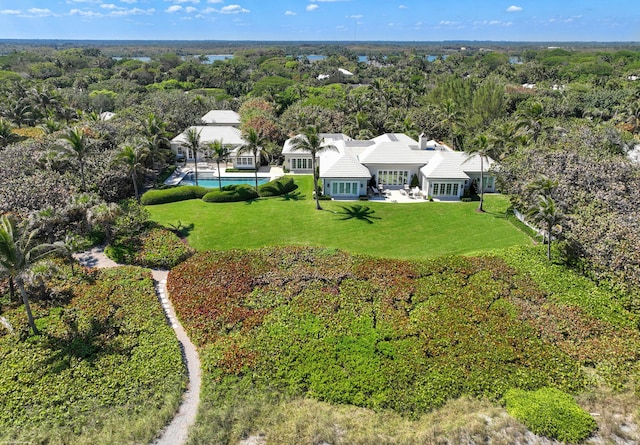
xmin=111 ymin=54 xmax=453 ymax=64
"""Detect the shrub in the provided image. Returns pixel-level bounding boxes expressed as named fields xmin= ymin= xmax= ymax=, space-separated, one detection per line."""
xmin=504 ymin=387 xmax=597 ymax=442
xmin=107 ymin=227 xmax=194 ymax=269
xmin=141 ymin=185 xmax=211 ymax=205
xmin=202 ymin=184 xmax=259 ymax=203
xmin=258 ymin=177 xmax=298 ymax=197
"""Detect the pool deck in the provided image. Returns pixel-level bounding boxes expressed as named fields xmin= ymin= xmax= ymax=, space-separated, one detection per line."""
xmin=165 ymin=164 xmax=284 ymax=186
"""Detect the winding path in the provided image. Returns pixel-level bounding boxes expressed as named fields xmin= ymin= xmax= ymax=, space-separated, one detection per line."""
xmin=74 ymin=247 xmax=201 ymax=445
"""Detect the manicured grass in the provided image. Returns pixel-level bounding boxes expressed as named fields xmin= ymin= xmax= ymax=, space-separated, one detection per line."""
xmin=146 ymin=175 xmax=531 ymax=258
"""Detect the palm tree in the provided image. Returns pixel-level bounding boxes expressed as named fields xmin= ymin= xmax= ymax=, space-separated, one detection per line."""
xmin=0 ymin=118 xmax=18 ymax=148
xmin=58 ymin=126 xmax=91 ymax=191
xmin=207 ymin=139 xmax=229 ymax=191
xmin=239 ymin=127 xmax=267 ymax=191
xmin=464 ymin=134 xmax=493 ymax=212
xmin=183 ymin=127 xmax=202 ymax=187
xmin=143 ymin=113 xmax=170 ymax=171
xmin=0 ymin=215 xmax=60 ymax=335
xmin=527 ymin=195 xmax=562 ymax=260
xmin=516 ymin=102 xmax=550 ymax=143
xmin=435 ymin=98 xmax=465 ymax=149
xmin=115 ymin=142 xmax=149 ymax=202
xmin=289 ymin=126 xmax=337 ymax=210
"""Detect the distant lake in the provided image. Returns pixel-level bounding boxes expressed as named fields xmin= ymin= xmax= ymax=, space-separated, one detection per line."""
xmin=112 ymin=56 xmax=151 ymax=62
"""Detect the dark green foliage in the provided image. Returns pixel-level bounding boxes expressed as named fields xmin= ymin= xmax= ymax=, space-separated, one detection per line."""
xmin=0 ymin=266 xmax=185 ymax=443
xmin=202 ymin=184 xmax=259 ymax=203
xmin=168 ymin=246 xmax=637 ymax=420
xmin=257 ymin=177 xmax=298 ymax=197
xmin=140 ymin=185 xmax=211 ymax=205
xmin=106 ymin=227 xmax=193 ymax=269
xmin=505 ymin=387 xmax=597 ymax=442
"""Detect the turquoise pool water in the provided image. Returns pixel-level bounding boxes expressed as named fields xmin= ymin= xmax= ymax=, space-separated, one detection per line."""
xmin=179 ymin=173 xmax=269 ymax=188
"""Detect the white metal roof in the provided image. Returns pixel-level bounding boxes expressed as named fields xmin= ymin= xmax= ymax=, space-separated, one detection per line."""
xmin=200 ymin=110 xmax=240 ymax=126
xmin=171 ymin=126 xmax=245 ymax=147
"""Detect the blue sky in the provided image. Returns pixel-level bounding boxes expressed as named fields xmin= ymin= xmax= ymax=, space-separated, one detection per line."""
xmin=0 ymin=0 xmax=638 ymax=42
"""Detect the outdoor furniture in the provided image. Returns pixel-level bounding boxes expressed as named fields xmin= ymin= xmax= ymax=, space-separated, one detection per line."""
xmin=371 ymin=186 xmax=381 ymax=196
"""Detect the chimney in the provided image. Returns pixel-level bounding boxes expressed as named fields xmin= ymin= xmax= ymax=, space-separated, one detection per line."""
xmin=419 ymin=133 xmax=427 ymax=150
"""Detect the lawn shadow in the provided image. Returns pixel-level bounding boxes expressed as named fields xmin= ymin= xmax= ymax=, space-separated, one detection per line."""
xmin=167 ymin=221 xmax=194 ymax=238
xmin=280 ymin=191 xmax=305 ymax=201
xmin=335 ymin=204 xmax=381 ymax=224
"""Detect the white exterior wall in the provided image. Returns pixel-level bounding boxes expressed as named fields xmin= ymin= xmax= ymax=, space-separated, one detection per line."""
xmin=466 ymin=174 xmax=496 ymax=193
xmin=284 ymin=154 xmax=315 ymax=173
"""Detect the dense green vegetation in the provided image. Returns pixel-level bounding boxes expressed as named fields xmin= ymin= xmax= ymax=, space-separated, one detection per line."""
xmin=147 ymin=176 xmax=530 ymax=258
xmin=505 ymin=387 xmax=598 ymax=442
xmin=1 ymin=42 xmax=640 ymax=443
xmin=0 ymin=265 xmax=186 ymax=444
xmin=167 ymin=246 xmax=639 ymax=443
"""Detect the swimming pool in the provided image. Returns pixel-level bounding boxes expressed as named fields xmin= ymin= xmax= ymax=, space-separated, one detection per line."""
xmin=179 ymin=173 xmax=270 ymax=189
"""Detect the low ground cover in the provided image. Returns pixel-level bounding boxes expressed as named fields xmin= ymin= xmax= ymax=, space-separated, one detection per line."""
xmin=147 ymin=175 xmax=531 ymax=258
xmin=167 ymin=246 xmax=640 ymax=443
xmin=0 ymin=265 xmax=186 ymax=445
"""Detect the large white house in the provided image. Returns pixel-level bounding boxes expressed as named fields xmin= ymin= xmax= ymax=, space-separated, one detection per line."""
xmin=170 ymin=110 xmax=260 ymax=170
xmin=282 ymin=133 xmax=495 ymax=199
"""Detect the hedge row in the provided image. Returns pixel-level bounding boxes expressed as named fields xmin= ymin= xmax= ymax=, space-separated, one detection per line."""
xmin=257 ymin=177 xmax=298 ymax=197
xmin=140 ymin=185 xmax=211 ymax=205
xmin=202 ymin=184 xmax=259 ymax=203
xmin=141 ymin=177 xmax=298 ymax=205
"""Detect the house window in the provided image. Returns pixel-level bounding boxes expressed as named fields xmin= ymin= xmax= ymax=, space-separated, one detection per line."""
xmin=432 ymin=182 xmax=460 ymax=196
xmin=291 ymin=158 xmax=311 ymax=169
xmin=453 ymin=184 xmax=459 ymax=196
xmin=237 ymin=157 xmax=253 ymax=166
xmin=331 ymin=181 xmax=359 ymax=196
xmin=377 ymin=170 xmax=409 ymax=186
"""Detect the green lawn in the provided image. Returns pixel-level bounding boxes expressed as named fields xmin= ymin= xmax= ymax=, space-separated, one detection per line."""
xmin=146 ymin=175 xmax=531 ymax=259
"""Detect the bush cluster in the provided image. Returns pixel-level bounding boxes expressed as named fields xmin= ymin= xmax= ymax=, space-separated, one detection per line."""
xmin=140 ymin=185 xmax=211 ymax=205
xmin=106 ymin=227 xmax=193 ymax=269
xmin=257 ymin=177 xmax=298 ymax=197
xmin=202 ymin=184 xmax=259 ymax=203
xmin=504 ymin=387 xmax=597 ymax=442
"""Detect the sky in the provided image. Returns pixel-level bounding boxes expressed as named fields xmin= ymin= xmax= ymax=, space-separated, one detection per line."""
xmin=0 ymin=0 xmax=638 ymax=42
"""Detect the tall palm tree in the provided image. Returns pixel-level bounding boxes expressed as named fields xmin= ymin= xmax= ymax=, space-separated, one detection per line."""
xmin=435 ymin=98 xmax=465 ymax=149
xmin=0 ymin=215 xmax=60 ymax=335
xmin=464 ymin=134 xmax=493 ymax=212
xmin=58 ymin=126 xmax=91 ymax=191
xmin=239 ymin=127 xmax=267 ymax=191
xmin=183 ymin=127 xmax=202 ymax=187
xmin=516 ymin=102 xmax=550 ymax=143
xmin=207 ymin=139 xmax=229 ymax=191
xmin=527 ymin=194 xmax=562 ymax=260
xmin=289 ymin=126 xmax=337 ymax=210
xmin=143 ymin=113 xmax=170 ymax=171
xmin=115 ymin=142 xmax=149 ymax=202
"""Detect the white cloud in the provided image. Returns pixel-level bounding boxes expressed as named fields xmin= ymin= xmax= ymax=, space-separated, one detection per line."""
xmin=110 ymin=7 xmax=154 ymax=16
xmin=0 ymin=9 xmax=21 ymax=15
xmin=220 ymin=5 xmax=250 ymax=14
xmin=166 ymin=5 xmax=182 ymax=12
xmin=70 ymin=8 xmax=102 ymax=16
xmin=101 ymin=4 xmax=118 ymax=9
xmin=120 ymin=0 xmax=137 ymax=3
xmin=439 ymin=20 xmax=459 ymax=26
xmin=309 ymin=0 xmax=352 ymax=2
xmin=306 ymin=4 xmax=319 ymax=11
xmin=506 ymin=5 xmax=522 ymax=12
xmin=207 ymin=0 xmax=223 ymax=2
xmin=185 ymin=6 xmax=197 ymax=13
xmin=415 ymin=21 xmax=423 ymax=26
xmin=26 ymin=8 xmax=54 ymax=17
xmin=165 ymin=0 xmax=199 ymax=4
xmin=347 ymin=14 xmax=362 ymax=19
xmin=284 ymin=10 xmax=296 ymax=16
xmin=399 ymin=4 xmax=408 ymax=9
